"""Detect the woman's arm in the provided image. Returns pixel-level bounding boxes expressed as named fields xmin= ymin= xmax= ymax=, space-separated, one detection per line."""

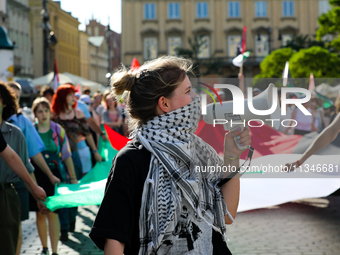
xmin=64 ymin=157 xmax=78 ymax=184
xmin=85 ymin=133 xmax=102 ymax=162
xmin=221 ymin=127 xmax=251 ymax=224
xmin=104 ymin=239 xmax=125 ymax=255
xmin=285 ymin=112 xmax=340 ymax=170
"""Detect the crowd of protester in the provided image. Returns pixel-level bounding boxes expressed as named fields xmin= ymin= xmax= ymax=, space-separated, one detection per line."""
xmin=0 ymin=81 xmax=128 ymax=255
xmin=1 ymin=73 xmax=339 ymax=255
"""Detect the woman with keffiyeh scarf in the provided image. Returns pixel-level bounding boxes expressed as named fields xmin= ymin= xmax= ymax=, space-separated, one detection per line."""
xmin=90 ymin=56 xmax=251 ymax=255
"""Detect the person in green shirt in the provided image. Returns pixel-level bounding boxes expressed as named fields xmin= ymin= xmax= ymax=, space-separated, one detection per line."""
xmin=30 ymin=97 xmax=78 ymax=255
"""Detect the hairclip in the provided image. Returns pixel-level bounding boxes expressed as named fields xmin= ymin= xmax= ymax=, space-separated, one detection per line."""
xmin=138 ymin=70 xmax=151 ymax=81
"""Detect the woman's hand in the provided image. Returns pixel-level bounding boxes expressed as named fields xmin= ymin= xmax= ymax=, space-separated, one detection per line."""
xmin=224 ymin=126 xmax=251 ymax=158
xmin=284 ymin=161 xmax=300 ymax=172
xmin=70 ymin=177 xmax=78 ymax=184
xmin=32 ymin=185 xmax=46 ymax=201
xmin=49 ymin=175 xmax=61 ymax=187
xmin=94 ymin=152 xmax=103 ymax=162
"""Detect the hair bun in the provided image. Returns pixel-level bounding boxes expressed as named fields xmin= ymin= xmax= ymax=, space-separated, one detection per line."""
xmin=111 ymin=68 xmax=136 ymax=96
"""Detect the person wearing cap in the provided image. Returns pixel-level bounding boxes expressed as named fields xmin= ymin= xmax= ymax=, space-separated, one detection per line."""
xmin=252 ymin=88 xmax=262 ymax=97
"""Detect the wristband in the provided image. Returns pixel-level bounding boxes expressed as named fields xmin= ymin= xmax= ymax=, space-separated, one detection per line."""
xmin=92 ymin=149 xmax=98 ymax=154
xmin=224 ymin=156 xmax=239 ymax=160
xmin=296 ymin=160 xmax=301 ymax=167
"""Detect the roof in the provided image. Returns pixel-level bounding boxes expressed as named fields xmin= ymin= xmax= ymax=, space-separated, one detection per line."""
xmin=88 ymin=36 xmax=105 ymax=47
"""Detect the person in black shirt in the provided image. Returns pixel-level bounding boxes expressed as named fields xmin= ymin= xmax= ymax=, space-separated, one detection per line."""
xmin=90 ymin=56 xmax=251 ymax=255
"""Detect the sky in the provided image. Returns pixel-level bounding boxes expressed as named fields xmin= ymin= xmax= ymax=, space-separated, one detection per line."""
xmin=53 ymin=0 xmax=122 ymax=33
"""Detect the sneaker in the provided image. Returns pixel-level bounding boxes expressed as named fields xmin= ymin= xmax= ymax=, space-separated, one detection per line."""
xmin=60 ymin=230 xmax=69 ymax=241
xmin=41 ymin=247 xmax=49 ymax=255
xmin=69 ymin=222 xmax=75 ymax=232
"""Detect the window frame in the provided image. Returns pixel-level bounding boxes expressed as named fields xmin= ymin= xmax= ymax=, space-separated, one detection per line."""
xmin=168 ymin=3 xmax=180 ymax=19
xmin=282 ymin=34 xmax=292 ymax=46
xmin=228 ymin=35 xmax=242 ymax=57
xmin=144 ymin=3 xmax=156 ymax=20
xmin=255 ymin=34 xmax=269 ymax=57
xmin=196 ymin=2 xmax=209 ymax=18
xmin=282 ymin=1 xmax=294 ymax=17
xmin=196 ymin=35 xmax=210 ymax=59
xmin=168 ymin=36 xmax=182 ymax=55
xmin=144 ymin=37 xmax=158 ymax=60
xmin=255 ymin=1 xmax=267 ymax=17
xmin=318 ymin=0 xmax=331 ymax=16
xmin=228 ymin=1 xmax=241 ymax=18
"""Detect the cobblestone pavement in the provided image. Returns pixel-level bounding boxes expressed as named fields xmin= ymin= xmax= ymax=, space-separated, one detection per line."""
xmin=21 ymin=196 xmax=340 ymax=255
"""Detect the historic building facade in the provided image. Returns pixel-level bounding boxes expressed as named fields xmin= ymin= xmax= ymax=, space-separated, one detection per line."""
xmin=29 ymin=0 xmax=80 ymax=77
xmin=86 ymin=18 xmax=121 ymax=73
xmin=88 ymin=36 xmax=109 ymax=85
xmin=7 ymin=0 xmax=33 ymax=77
xmin=121 ymin=0 xmax=331 ymax=77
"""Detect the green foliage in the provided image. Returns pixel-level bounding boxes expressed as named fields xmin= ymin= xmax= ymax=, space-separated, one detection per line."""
xmin=253 ymin=48 xmax=294 ymax=87
xmin=254 ymin=48 xmax=294 ymax=79
xmin=317 ymin=0 xmax=340 ymax=51
xmin=284 ymin=34 xmax=325 ymax=51
xmin=289 ymin=46 xmax=340 ymax=78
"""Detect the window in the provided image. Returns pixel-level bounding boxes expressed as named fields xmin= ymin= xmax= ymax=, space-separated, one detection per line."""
xmin=282 ymin=1 xmax=294 ymax=17
xmin=144 ymin=3 xmax=156 ymax=19
xmin=319 ymin=0 xmax=331 ymax=16
xmin=228 ymin=1 xmax=240 ymax=18
xmin=255 ymin=35 xmax=269 ymax=57
xmin=322 ymin=34 xmax=333 ymax=42
xmin=196 ymin=2 xmax=208 ymax=18
xmin=228 ymin=36 xmax=241 ymax=57
xmin=255 ymin=1 xmax=267 ymax=17
xmin=144 ymin=38 xmax=158 ymax=60
xmin=197 ymin=36 xmax=210 ymax=59
xmin=168 ymin=3 xmax=180 ymax=19
xmin=168 ymin=37 xmax=182 ymax=55
xmin=282 ymin=34 xmax=292 ymax=46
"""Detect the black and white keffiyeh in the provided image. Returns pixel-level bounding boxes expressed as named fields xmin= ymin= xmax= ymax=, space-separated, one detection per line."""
xmin=131 ymin=96 xmax=233 ymax=255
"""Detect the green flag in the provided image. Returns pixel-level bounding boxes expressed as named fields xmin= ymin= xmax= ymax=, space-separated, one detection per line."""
xmin=44 ymin=139 xmax=118 ymax=211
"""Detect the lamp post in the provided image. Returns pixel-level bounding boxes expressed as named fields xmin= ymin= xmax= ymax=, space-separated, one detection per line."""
xmin=41 ymin=0 xmax=49 ymax=75
xmin=41 ymin=0 xmax=57 ymax=75
xmin=105 ymin=23 xmax=112 ymax=86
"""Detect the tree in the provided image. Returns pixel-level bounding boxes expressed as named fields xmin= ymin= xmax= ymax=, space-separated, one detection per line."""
xmin=316 ymin=0 xmax=340 ymax=52
xmin=290 ymin=46 xmax=340 ymax=78
xmin=252 ymin=48 xmax=294 ymax=87
xmin=284 ymin=34 xmax=325 ymax=51
xmin=254 ymin=48 xmax=294 ymax=79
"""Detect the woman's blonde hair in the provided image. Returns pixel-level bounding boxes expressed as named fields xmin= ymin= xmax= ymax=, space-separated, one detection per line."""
xmin=335 ymin=95 xmax=340 ymax=114
xmin=111 ymin=56 xmax=193 ymax=130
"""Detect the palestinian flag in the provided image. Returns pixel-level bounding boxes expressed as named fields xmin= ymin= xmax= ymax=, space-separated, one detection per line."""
xmin=131 ymin=57 xmax=140 ymax=71
xmin=104 ymin=124 xmax=130 ymax=150
xmin=313 ymin=90 xmax=334 ymax=109
xmin=237 ymin=26 xmax=247 ymax=55
xmin=232 ymin=51 xmax=251 ymax=67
